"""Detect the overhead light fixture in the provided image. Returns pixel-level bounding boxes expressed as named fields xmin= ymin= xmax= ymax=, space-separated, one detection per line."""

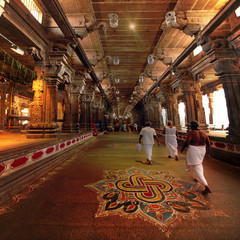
xmin=115 ymin=78 xmax=120 ymax=83
xmin=0 ymin=33 xmax=25 ymax=55
xmin=10 ymin=44 xmax=25 ymax=55
xmin=113 ymin=56 xmax=120 ymax=65
xmin=165 ymin=11 xmax=200 ymax=36
xmin=165 ymin=11 xmax=177 ymax=27
xmin=147 ymin=54 xmax=155 ymax=65
xmin=193 ymin=45 xmax=202 ymax=56
xmin=147 ymin=53 xmax=172 ymax=66
xmin=116 ymin=90 xmax=120 ymax=94
xmin=108 ymin=13 xmax=118 ymax=28
xmin=139 ymin=73 xmax=145 ymax=82
xmin=235 ymin=6 xmax=240 ymax=17
xmin=130 ymin=24 xmax=135 ymax=29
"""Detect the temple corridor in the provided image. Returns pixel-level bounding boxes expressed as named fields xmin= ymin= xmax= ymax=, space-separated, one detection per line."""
xmin=0 ymin=132 xmax=239 ymax=240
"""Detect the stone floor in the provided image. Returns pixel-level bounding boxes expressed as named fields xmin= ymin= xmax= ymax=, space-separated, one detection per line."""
xmin=0 ymin=131 xmax=239 ymax=240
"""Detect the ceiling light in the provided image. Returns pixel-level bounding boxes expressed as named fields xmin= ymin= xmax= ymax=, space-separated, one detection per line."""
xmin=193 ymin=45 xmax=202 ymax=56
xmin=235 ymin=6 xmax=240 ymax=17
xmin=139 ymin=74 xmax=144 ymax=82
xmin=113 ymin=56 xmax=120 ymax=65
xmin=165 ymin=11 xmax=177 ymax=27
xmin=130 ymin=24 xmax=135 ymax=29
xmin=115 ymin=78 xmax=120 ymax=83
xmin=10 ymin=45 xmax=24 ymax=55
xmin=147 ymin=54 xmax=155 ymax=65
xmin=108 ymin=13 xmax=118 ymax=28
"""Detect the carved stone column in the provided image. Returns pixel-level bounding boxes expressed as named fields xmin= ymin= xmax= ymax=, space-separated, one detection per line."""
xmin=207 ymin=92 xmax=214 ymax=124
xmin=152 ymin=101 xmax=160 ymax=129
xmin=28 ymin=78 xmax=60 ymax=138
xmin=44 ymin=79 xmax=60 ymax=137
xmin=174 ymin=69 xmax=198 ymax=126
xmin=62 ymin=78 xmax=85 ymax=132
xmin=27 ymin=45 xmax=73 ymax=138
xmin=201 ymin=37 xmax=240 ymax=141
xmin=143 ymin=97 xmax=150 ymax=123
xmin=156 ymin=92 xmax=165 ymax=129
xmin=194 ymin=82 xmax=208 ymax=130
xmin=27 ymin=77 xmax=45 ymax=138
xmin=62 ymin=86 xmax=71 ymax=133
xmin=80 ymin=93 xmax=94 ymax=131
xmin=79 ymin=94 xmax=86 ymax=131
xmin=161 ymin=83 xmax=181 ymax=129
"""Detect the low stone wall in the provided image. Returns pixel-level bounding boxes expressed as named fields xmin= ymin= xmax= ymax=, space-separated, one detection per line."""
xmin=0 ymin=132 xmax=95 ymax=205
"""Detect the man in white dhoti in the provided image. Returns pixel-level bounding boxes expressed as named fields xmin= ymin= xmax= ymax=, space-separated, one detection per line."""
xmin=163 ymin=120 xmax=178 ymax=160
xmin=138 ymin=121 xmax=160 ymax=165
xmin=181 ymin=121 xmax=211 ymax=194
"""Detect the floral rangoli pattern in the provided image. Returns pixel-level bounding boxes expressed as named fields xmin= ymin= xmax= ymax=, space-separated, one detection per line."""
xmin=86 ymin=167 xmax=210 ymax=230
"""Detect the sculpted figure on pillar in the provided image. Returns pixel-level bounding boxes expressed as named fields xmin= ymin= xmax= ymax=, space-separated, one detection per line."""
xmin=174 ymin=68 xmax=199 ymax=126
xmin=160 ymin=82 xmax=181 ymax=129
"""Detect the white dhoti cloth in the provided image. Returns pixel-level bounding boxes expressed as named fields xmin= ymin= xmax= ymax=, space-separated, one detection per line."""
xmin=144 ymin=144 xmax=153 ymax=160
xmin=165 ymin=135 xmax=178 ymax=157
xmin=187 ymin=145 xmax=208 ymax=186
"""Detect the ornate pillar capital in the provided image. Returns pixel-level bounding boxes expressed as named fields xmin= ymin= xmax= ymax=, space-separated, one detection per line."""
xmin=44 ymin=48 xmax=73 ymax=84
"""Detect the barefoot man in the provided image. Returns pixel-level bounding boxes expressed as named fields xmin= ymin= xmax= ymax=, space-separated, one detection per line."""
xmin=138 ymin=121 xmax=160 ymax=165
xmin=181 ymin=121 xmax=212 ymax=194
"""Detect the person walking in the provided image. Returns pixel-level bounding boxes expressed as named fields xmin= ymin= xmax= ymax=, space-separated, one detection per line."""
xmin=138 ymin=121 xmax=160 ymax=165
xmin=180 ymin=121 xmax=212 ymax=194
xmin=163 ymin=120 xmax=178 ymax=160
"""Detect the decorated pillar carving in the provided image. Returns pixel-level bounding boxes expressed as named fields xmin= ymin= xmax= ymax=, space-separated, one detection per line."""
xmin=27 ymin=46 xmax=73 ymax=138
xmin=174 ymin=69 xmax=199 ymax=126
xmin=80 ymin=82 xmax=95 ymax=131
xmin=62 ymin=76 xmax=85 ymax=133
xmin=156 ymin=92 xmax=165 ymax=129
xmin=194 ymin=82 xmax=208 ymax=130
xmin=207 ymin=92 xmax=214 ymax=125
xmin=201 ymin=37 xmax=240 ymax=141
xmin=160 ymin=83 xmax=181 ymax=129
xmin=27 ymin=77 xmax=45 ymax=138
xmin=28 ymin=77 xmax=60 ymax=138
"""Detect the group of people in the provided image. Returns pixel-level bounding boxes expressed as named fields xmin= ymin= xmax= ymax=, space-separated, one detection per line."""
xmin=114 ymin=123 xmax=138 ymax=132
xmin=138 ymin=120 xmax=211 ymax=194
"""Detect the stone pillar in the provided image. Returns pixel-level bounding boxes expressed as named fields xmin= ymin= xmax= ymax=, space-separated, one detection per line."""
xmin=201 ymin=37 xmax=240 ymax=141
xmin=161 ymin=83 xmax=181 ymax=129
xmin=43 ymin=79 xmax=60 ymax=137
xmin=152 ymin=101 xmax=160 ymax=129
xmin=62 ymin=81 xmax=83 ymax=133
xmin=71 ymin=88 xmax=80 ymax=132
xmin=27 ymin=78 xmax=45 ymax=138
xmin=80 ymin=93 xmax=94 ymax=131
xmin=194 ymin=82 xmax=207 ymax=130
xmin=207 ymin=93 xmax=214 ymax=124
xmin=79 ymin=94 xmax=86 ymax=131
xmin=175 ymin=69 xmax=197 ymax=125
xmin=27 ymin=45 xmax=73 ymax=138
xmin=158 ymin=103 xmax=164 ymax=129
xmin=62 ymin=88 xmax=71 ymax=133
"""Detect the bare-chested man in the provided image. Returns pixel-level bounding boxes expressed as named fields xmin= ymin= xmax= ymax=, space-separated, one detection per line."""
xmin=181 ymin=121 xmax=211 ymax=194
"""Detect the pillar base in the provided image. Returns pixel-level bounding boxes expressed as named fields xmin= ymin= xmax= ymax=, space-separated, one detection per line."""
xmin=27 ymin=123 xmax=59 ymax=138
xmin=62 ymin=125 xmax=80 ymax=133
xmin=198 ymin=123 xmax=208 ymax=131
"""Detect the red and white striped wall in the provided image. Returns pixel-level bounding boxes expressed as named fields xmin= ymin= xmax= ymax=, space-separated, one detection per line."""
xmin=156 ymin=130 xmax=240 ymax=155
xmin=0 ymin=133 xmax=93 ymax=177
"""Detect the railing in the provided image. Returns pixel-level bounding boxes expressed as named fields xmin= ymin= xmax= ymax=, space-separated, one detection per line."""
xmin=20 ymin=0 xmax=42 ymax=23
